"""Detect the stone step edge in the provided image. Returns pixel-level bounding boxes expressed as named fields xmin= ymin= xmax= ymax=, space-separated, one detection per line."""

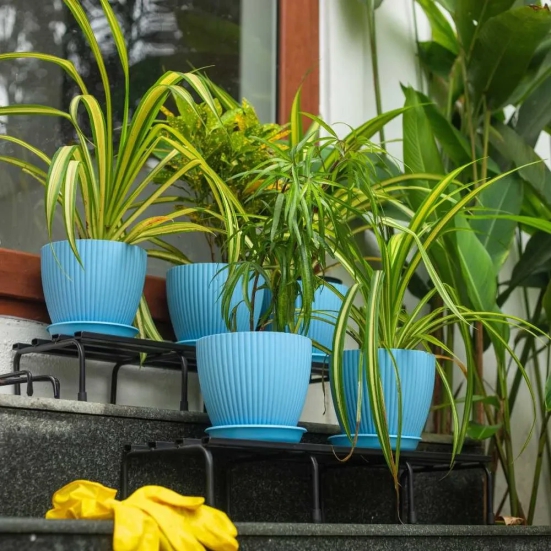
xmin=0 ymin=394 xmax=481 ymax=447
xmin=1 ymin=519 xmax=550 ymax=539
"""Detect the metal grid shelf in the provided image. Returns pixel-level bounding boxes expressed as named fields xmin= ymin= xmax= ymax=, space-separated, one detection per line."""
xmin=11 ymin=332 xmax=330 ymax=409
xmin=120 ymin=437 xmax=494 ymax=525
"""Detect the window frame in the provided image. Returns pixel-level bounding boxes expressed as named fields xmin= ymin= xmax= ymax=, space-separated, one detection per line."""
xmin=0 ymin=0 xmax=320 ymax=336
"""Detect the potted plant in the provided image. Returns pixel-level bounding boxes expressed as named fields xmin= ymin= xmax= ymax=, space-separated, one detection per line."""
xmin=155 ymin=85 xmax=284 ymax=343
xmin=330 ymin=163 xmax=545 ymax=482
xmin=163 ymin=86 xmax=407 ymax=352
xmin=0 ymin=0 xmax=241 ymax=338
xmin=193 ymin=104 xmax=368 ymax=443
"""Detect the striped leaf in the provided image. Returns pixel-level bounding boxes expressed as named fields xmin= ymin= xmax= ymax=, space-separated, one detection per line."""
xmin=62 ymin=160 xmax=81 ymax=263
xmin=45 ymin=146 xmax=78 ymax=239
xmin=0 ymin=52 xmax=88 ymax=94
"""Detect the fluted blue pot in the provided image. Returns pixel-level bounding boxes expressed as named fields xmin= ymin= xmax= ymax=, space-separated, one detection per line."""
xmin=262 ymin=278 xmax=348 ymax=357
xmin=197 ymin=332 xmax=311 ymax=428
xmin=166 ymin=263 xmax=264 ymax=343
xmin=302 ymin=279 xmax=348 ymax=357
xmin=41 ymin=240 xmax=147 ymax=336
xmin=330 ymin=349 xmax=435 ymax=450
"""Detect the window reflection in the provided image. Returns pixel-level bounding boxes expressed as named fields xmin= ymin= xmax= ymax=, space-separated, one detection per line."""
xmin=0 ymin=0 xmax=276 ymax=270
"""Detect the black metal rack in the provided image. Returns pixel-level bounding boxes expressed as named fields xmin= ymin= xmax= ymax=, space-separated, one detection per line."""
xmin=0 ymin=370 xmax=60 ymax=399
xmin=120 ymin=437 xmax=494 ymax=525
xmin=11 ymin=332 xmax=330 ymax=410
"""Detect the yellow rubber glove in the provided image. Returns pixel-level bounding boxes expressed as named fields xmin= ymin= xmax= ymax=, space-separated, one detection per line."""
xmin=46 ymin=480 xmax=238 ymax=551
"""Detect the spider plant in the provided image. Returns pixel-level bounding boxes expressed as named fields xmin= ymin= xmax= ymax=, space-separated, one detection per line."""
xmin=331 ymin=162 xmax=547 ymax=490
xmin=0 ymin=0 xmax=243 ymax=337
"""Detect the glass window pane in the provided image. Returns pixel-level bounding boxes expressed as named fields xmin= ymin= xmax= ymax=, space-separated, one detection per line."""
xmin=0 ymin=0 xmax=277 ymax=274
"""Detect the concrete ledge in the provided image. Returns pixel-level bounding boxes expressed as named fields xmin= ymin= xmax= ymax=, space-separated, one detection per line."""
xmin=0 ymin=394 xmax=340 ymax=435
xmin=1 ymin=519 xmax=550 ymax=551
xmin=2 ymin=518 xmax=551 ymax=537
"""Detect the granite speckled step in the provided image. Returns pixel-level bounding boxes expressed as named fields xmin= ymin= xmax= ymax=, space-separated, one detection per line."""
xmin=1 ymin=519 xmax=551 ymax=551
xmin=0 ymin=394 xmax=486 ymax=524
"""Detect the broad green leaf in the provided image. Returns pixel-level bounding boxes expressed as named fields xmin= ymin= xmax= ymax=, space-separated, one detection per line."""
xmin=455 ymin=215 xmax=498 ymax=313
xmin=416 ymin=0 xmax=459 ymax=54
xmin=402 ymin=86 xmax=444 ymax=209
xmin=515 ymin=73 xmax=551 ymax=147
xmin=545 ymin=373 xmax=551 ymax=412
xmin=418 ymin=41 xmax=457 ymax=77
xmin=470 ymin=174 xmax=523 ymax=270
xmin=357 ymin=0 xmax=385 ymax=8
xmin=435 ymin=0 xmax=456 ymax=11
xmin=410 ymin=89 xmax=471 ymax=166
xmin=468 ymin=7 xmax=551 ymax=110
xmin=490 ymin=121 xmax=551 ymax=207
xmin=455 ymin=0 xmax=516 ymax=54
xmin=504 ymin=231 xmax=551 ymax=298
xmin=467 ymin=421 xmax=503 ymax=440
xmin=508 ymin=36 xmax=551 ymax=104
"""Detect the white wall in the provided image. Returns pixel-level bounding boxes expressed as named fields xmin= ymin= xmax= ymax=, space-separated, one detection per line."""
xmin=0 ymin=317 xmax=203 ymax=411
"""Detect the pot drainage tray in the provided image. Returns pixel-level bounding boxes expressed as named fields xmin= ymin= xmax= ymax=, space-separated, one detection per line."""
xmin=206 ymin=424 xmax=306 ymax=443
xmin=329 ymin=433 xmax=421 ymax=451
xmin=47 ymin=321 xmax=138 ymax=338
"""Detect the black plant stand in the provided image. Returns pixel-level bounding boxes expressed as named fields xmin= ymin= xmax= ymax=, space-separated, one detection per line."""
xmin=0 ymin=370 xmax=60 ymax=399
xmin=120 ymin=437 xmax=494 ymax=525
xmin=11 ymin=332 xmax=331 ymax=410
xmin=12 ymin=332 xmax=194 ymax=409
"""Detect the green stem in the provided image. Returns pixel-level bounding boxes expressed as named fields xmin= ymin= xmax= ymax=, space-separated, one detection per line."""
xmin=411 ymin=0 xmax=424 ymax=94
xmin=528 ymin=413 xmax=551 ymax=525
xmin=481 ymin=107 xmax=491 ymax=184
xmin=459 ymin=56 xmax=478 ymax=182
xmin=444 ymin=322 xmax=455 ymax=433
xmin=499 ymin=369 xmax=520 ymax=517
xmin=366 ymin=1 xmax=385 ymax=149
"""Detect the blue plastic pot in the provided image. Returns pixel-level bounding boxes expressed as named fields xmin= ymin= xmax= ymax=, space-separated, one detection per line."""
xmin=41 ymin=240 xmax=147 ymax=337
xmin=166 ymin=263 xmax=264 ymax=344
xmin=330 ymin=349 xmax=435 ymax=450
xmin=197 ymin=332 xmax=311 ymax=441
xmin=262 ymin=278 xmax=348 ymax=358
xmin=302 ymin=279 xmax=348 ymax=358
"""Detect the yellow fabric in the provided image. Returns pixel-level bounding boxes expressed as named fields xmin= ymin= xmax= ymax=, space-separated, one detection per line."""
xmin=46 ymin=480 xmax=238 ymax=551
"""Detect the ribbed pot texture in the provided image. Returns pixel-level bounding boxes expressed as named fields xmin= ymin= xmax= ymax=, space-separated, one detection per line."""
xmin=331 ymin=348 xmax=435 ymax=438
xmin=166 ymin=263 xmax=264 ymax=342
xmin=302 ymin=281 xmax=348 ymax=354
xmin=262 ymin=280 xmax=348 ymax=355
xmin=197 ymin=332 xmax=312 ymax=426
xmin=40 ymin=240 xmax=146 ymax=325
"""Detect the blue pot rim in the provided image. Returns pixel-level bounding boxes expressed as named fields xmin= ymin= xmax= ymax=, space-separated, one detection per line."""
xmin=168 ymin=262 xmax=229 ymax=270
xmin=41 ymin=239 xmax=145 ymax=253
xmin=198 ymin=331 xmax=312 ymax=347
xmin=339 ymin=348 xmax=435 ymax=360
